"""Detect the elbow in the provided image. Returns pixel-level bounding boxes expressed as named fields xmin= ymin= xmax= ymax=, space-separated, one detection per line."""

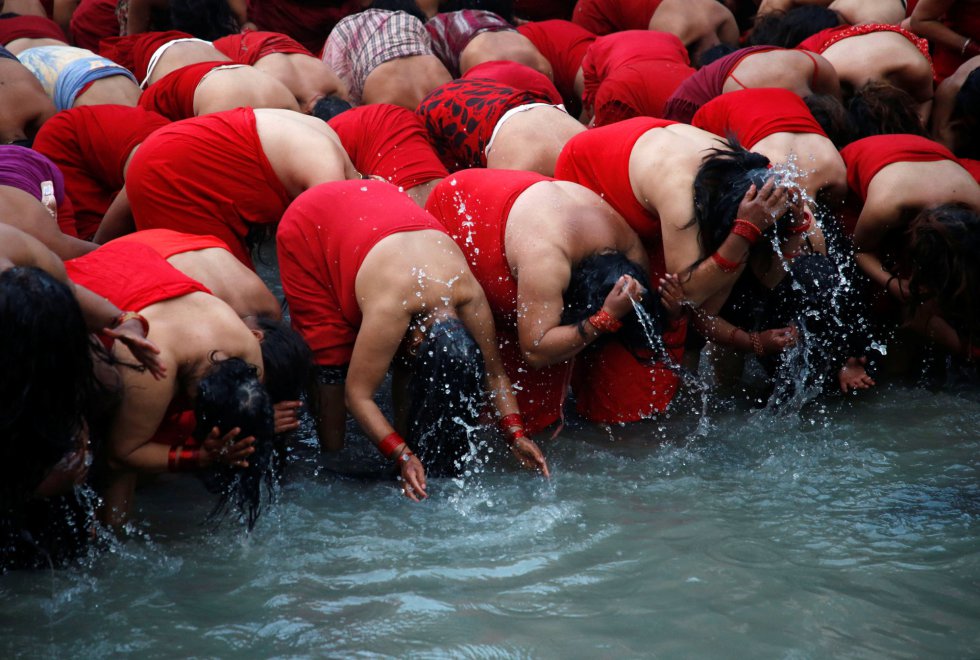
xmin=522 ymin=348 xmax=556 ymax=370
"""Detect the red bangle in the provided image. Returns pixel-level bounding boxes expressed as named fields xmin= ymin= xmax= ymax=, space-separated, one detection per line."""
xmin=711 ymin=251 xmax=742 ymax=273
xmin=167 ymin=445 xmax=200 ymax=472
xmin=750 ymin=332 xmax=764 ymax=357
xmin=731 ymin=219 xmax=762 ymax=244
xmin=111 ymin=310 xmax=150 ymax=336
xmin=377 ymin=431 xmax=406 ymax=460
xmin=589 ymin=308 xmax=623 ymax=333
xmin=498 ymin=413 xmax=526 ymax=445
xmin=786 ymin=211 xmax=811 ymax=235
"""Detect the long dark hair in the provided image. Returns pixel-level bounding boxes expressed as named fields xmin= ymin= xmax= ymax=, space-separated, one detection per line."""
xmin=255 ymin=315 xmax=313 ymax=403
xmin=407 ymin=317 xmax=487 ymax=477
xmin=748 ymin=7 xmax=841 ymax=48
xmin=848 ymin=82 xmax=926 ymax=140
xmin=693 ymin=139 xmax=775 ymax=255
xmin=0 ymin=267 xmax=100 ymax=509
xmin=804 ymin=94 xmax=856 ymax=149
xmin=193 ymin=358 xmax=277 ymax=531
xmin=907 ymin=204 xmax=980 ymax=347
xmin=561 ymin=252 xmax=666 ymax=359
xmin=953 ymin=69 xmax=980 ymax=159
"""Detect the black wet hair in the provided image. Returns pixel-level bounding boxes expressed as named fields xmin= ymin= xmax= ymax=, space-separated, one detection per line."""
xmin=804 ymin=94 xmax=856 ymax=149
xmin=561 ymin=252 xmax=667 ymax=359
xmin=693 ymin=139 xmax=777 ymax=255
xmin=255 ymin=315 xmax=313 ymax=403
xmin=193 ymin=358 xmax=277 ymax=531
xmin=370 ymin=0 xmax=427 ymax=21
xmin=311 ymin=95 xmax=354 ymax=122
xmin=0 ymin=267 xmax=99 ymax=509
xmin=748 ymin=7 xmax=841 ymax=48
xmin=847 ymin=81 xmax=926 ymax=140
xmin=407 ymin=317 xmax=487 ymax=477
xmin=953 ymin=69 xmax=980 ymax=159
xmin=698 ymin=44 xmax=738 ymax=68
xmin=907 ymin=204 xmax=980 ymax=346
xmin=170 ymin=0 xmax=239 ymax=40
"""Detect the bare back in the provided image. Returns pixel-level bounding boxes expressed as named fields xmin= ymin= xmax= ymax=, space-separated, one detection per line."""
xmin=723 ymin=50 xmax=836 ymax=98
xmin=254 ymin=53 xmax=350 ymax=113
xmin=362 ymin=55 xmax=453 ymax=111
xmin=820 ymin=32 xmax=933 ymax=103
xmin=461 ymin=32 xmax=553 ymax=79
xmin=147 ymin=41 xmax=232 ymax=86
xmin=487 ymin=107 xmax=586 ymax=176
xmin=751 ymin=132 xmax=848 ymax=201
xmin=165 ymin=247 xmax=281 ymax=320
xmin=193 ymin=66 xmax=300 ymax=117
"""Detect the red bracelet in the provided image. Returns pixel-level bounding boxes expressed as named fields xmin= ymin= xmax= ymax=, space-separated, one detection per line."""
xmin=731 ymin=219 xmax=762 ymax=244
xmin=711 ymin=251 xmax=742 ymax=273
xmin=589 ymin=308 xmax=623 ymax=333
xmin=750 ymin=332 xmax=764 ymax=357
xmin=377 ymin=432 xmax=406 ymax=460
xmin=167 ymin=445 xmax=201 ymax=472
xmin=111 ymin=310 xmax=150 ymax=336
xmin=498 ymin=413 xmax=526 ymax=445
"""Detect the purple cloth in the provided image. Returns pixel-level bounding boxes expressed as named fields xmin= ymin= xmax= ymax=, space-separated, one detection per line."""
xmin=0 ymin=145 xmax=66 ymax=207
xmin=663 ymin=45 xmax=776 ymax=123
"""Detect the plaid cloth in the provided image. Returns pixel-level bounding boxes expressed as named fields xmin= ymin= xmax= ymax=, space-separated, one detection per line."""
xmin=321 ymin=9 xmax=432 ymax=105
xmin=425 ymin=10 xmax=513 ymax=77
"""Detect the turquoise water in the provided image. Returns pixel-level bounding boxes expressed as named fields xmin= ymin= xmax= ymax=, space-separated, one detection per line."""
xmin=2 ymin=384 xmax=978 ymax=658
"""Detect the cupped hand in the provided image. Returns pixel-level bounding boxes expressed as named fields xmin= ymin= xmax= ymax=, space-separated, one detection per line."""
xmin=602 ymin=274 xmax=645 ymax=320
xmin=398 ymin=454 xmax=428 ymax=502
xmin=736 ymin=179 xmax=792 ymax=232
xmin=104 ymin=318 xmax=167 ymax=380
xmin=273 ymin=400 xmax=302 ymax=434
xmin=510 ymin=437 xmax=550 ymax=478
xmin=201 ymin=426 xmax=256 ymax=469
xmin=759 ymin=326 xmax=799 ymax=354
xmin=658 ymin=274 xmax=686 ymax=319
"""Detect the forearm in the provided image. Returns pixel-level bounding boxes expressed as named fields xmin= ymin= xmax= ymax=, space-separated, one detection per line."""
xmin=312 ymin=382 xmax=347 ymax=451
xmin=523 ymin=322 xmax=598 ymax=368
xmin=93 ymin=188 xmax=135 ymax=244
xmin=681 ymin=232 xmax=751 ymax=307
xmin=73 ymin=283 xmax=123 ymax=333
xmin=910 ymin=15 xmax=971 ymax=52
xmin=113 ymin=441 xmax=172 ymax=473
xmin=694 ymin=309 xmax=753 ymax=353
xmin=485 ymin=371 xmax=520 ymax=419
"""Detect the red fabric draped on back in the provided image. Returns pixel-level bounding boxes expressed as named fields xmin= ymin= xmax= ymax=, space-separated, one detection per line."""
xmin=840 ymin=134 xmax=956 ymax=202
xmin=691 ymin=88 xmax=825 ymax=148
xmin=98 ymin=30 xmax=195 ymax=82
xmin=212 ymin=30 xmax=312 ymax=65
xmin=70 ymin=0 xmax=120 ymax=52
xmin=463 ymin=60 xmax=563 ymax=105
xmin=516 ymin=20 xmax=595 ymax=105
xmin=138 ymin=61 xmax=227 ymax=121
xmin=0 ymin=14 xmax=67 ymax=43
xmin=111 ymin=228 xmax=232 ymax=259
xmin=277 ymin=180 xmax=446 ymax=366
xmin=33 ymin=104 xmax=169 ymax=240
xmin=327 ymin=104 xmax=447 ymax=190
xmin=425 ymin=168 xmax=571 ymax=434
xmin=571 ymin=0 xmax=662 ymax=35
xmin=126 ymin=107 xmax=291 ymax=267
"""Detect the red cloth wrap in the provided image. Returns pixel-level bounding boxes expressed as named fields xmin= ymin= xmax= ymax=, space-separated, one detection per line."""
xmin=127 ymin=107 xmax=291 ymax=267
xmin=0 ymin=14 xmax=67 ymax=43
xmin=463 ymin=60 xmax=563 ymax=105
xmin=691 ymin=88 xmax=825 ymax=148
xmin=571 ymin=0 xmax=662 ymax=35
xmin=663 ymin=45 xmax=778 ymax=124
xmin=70 ymin=0 xmax=120 ymax=52
xmin=66 ymin=241 xmax=211 ymax=447
xmin=32 ymin=104 xmax=170 ymax=241
xmin=138 ymin=61 xmax=228 ymax=121
xmin=840 ymin=134 xmax=956 ymax=202
xmin=582 ymin=31 xmax=693 ymax=126
xmin=111 ymin=228 xmax=232 ymax=259
xmin=555 ymin=117 xmax=673 ymax=265
xmin=246 ymin=0 xmax=361 ymax=55
xmin=516 ymin=20 xmax=595 ymax=107
xmin=554 ymin=116 xmax=685 ymax=422
xmin=277 ymin=180 xmax=446 ymax=367
xmin=65 ymin=240 xmax=210 ymax=312
xmin=425 ymin=168 xmax=571 ymax=434
xmin=212 ymin=30 xmax=312 ymax=65
xmin=327 ymin=103 xmax=447 ymax=189
xmin=416 ymin=78 xmax=554 ymax=171
xmin=797 ymin=23 xmax=933 ymax=78
xmin=959 ymin=158 xmax=980 ymax=185
xmin=98 ymin=30 xmax=196 ymax=83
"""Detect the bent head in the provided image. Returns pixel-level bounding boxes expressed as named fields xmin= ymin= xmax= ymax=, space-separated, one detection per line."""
xmin=249 ymin=315 xmax=313 ymax=403
xmin=407 ymin=316 xmax=487 ymax=477
xmin=907 ymin=204 xmax=980 ymax=344
xmin=804 ymin=94 xmax=855 ymax=149
xmin=847 ymin=82 xmax=925 ymax=140
xmin=193 ymin=358 xmax=276 ymax=531
xmin=561 ymin=252 xmax=666 ymax=357
xmin=748 ymin=7 xmax=841 ymax=48
xmin=311 ymin=94 xmax=353 ymax=122
xmin=0 ymin=267 xmax=98 ymax=507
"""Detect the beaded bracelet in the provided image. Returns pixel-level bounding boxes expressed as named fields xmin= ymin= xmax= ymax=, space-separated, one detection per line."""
xmin=731 ymin=219 xmax=762 ymax=244
xmin=589 ymin=308 xmax=623 ymax=333
xmin=750 ymin=332 xmax=764 ymax=357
